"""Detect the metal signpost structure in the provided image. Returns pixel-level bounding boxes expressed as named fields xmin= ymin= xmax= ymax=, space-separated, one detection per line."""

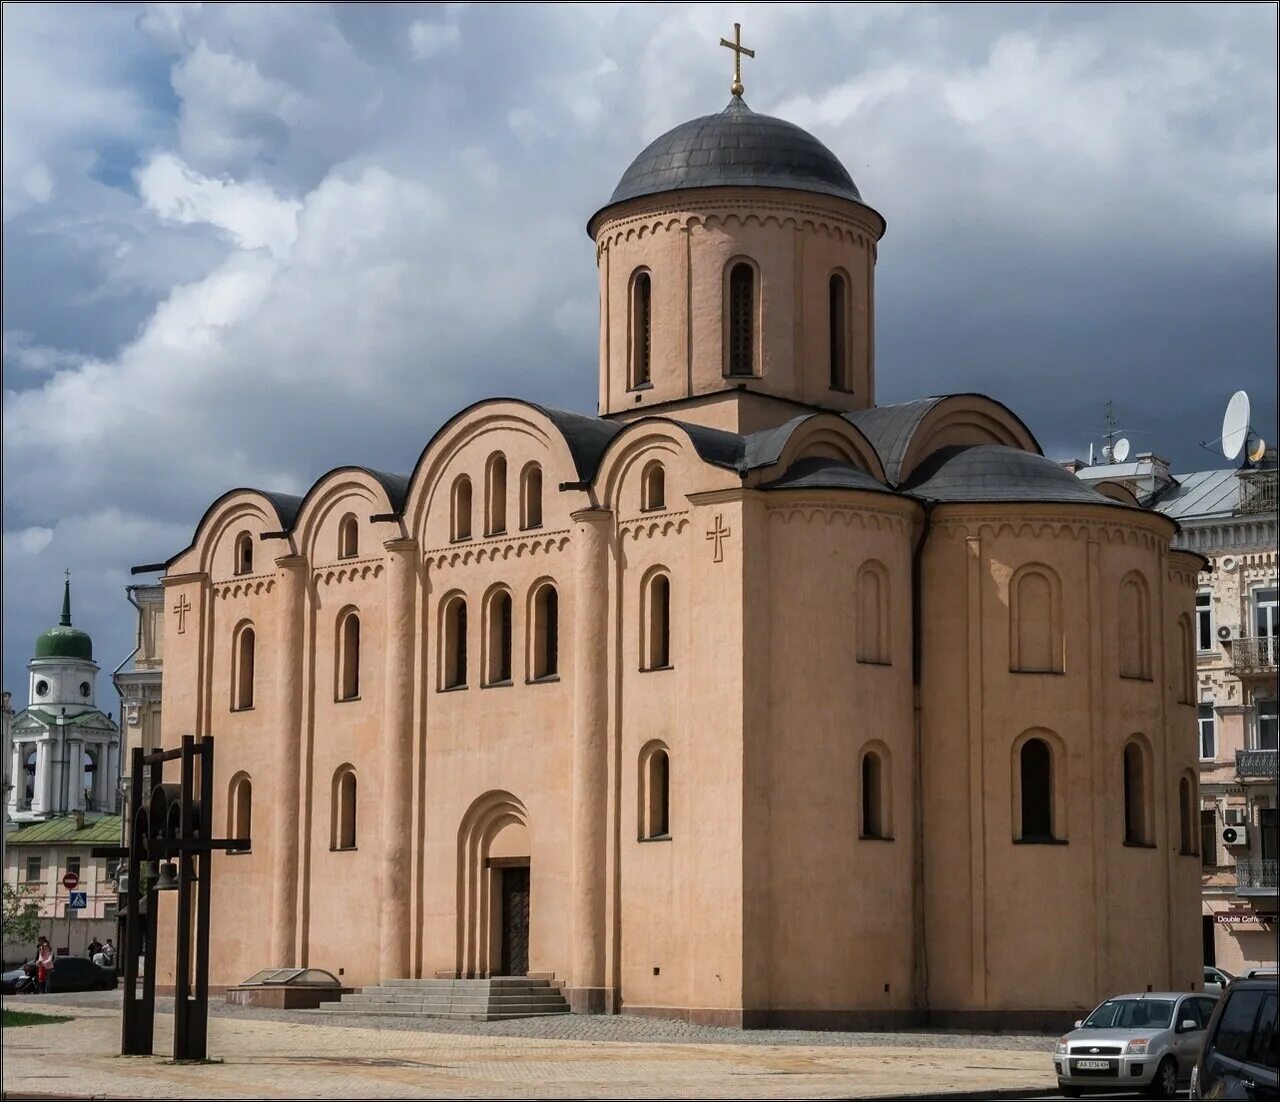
xmin=93 ymin=735 xmax=248 ymax=1060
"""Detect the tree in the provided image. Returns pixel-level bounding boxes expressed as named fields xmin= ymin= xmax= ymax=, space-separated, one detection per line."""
xmin=2 ymin=881 xmax=41 ymax=951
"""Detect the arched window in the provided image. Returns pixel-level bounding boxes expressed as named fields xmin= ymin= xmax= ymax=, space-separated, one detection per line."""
xmin=337 ymin=609 xmax=360 ymax=701
xmin=856 ymin=561 xmax=890 ymax=665
xmin=1177 ymin=614 xmax=1195 ymax=704
xmin=1010 ymin=566 xmax=1063 ymax=673
xmin=520 ymin=463 xmax=543 ymax=530
xmin=1123 ymin=739 xmax=1150 ymax=845
xmin=83 ymin=749 xmax=98 ymax=806
xmin=233 ymin=624 xmax=255 ymax=710
xmin=485 ymin=453 xmax=507 ymax=536
xmin=1178 ymin=773 xmax=1197 ymax=855
xmin=228 ymin=773 xmax=252 ymax=846
xmin=642 ymin=572 xmax=671 ymax=670
xmin=451 ymin=476 xmax=473 ymax=541
xmin=332 ymin=766 xmax=357 ymax=850
xmin=530 ymin=582 xmax=559 ymax=680
xmin=1019 ymin=738 xmax=1054 ymax=841
xmin=641 ymin=461 xmax=665 ymax=512
xmin=859 ymin=746 xmax=891 ymax=839
xmin=485 ymin=589 xmax=513 ymax=685
xmin=829 ymin=271 xmax=849 ymax=390
xmin=727 ymin=261 xmax=756 ymax=376
xmin=442 ymin=595 xmax=468 ymax=689
xmin=1119 ymin=572 xmax=1152 ymax=680
xmin=630 ymin=269 xmax=652 ymax=388
xmin=639 ymin=743 xmax=670 ymax=839
xmin=338 ymin=513 xmax=358 ymax=559
xmin=234 ymin=532 xmax=253 ymax=575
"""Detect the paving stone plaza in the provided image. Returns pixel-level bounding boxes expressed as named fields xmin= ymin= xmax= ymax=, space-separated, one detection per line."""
xmin=2 ymin=991 xmax=1058 ymax=1099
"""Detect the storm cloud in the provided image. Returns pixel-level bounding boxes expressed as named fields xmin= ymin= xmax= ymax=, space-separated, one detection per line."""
xmin=3 ymin=2 xmax=1276 ymax=697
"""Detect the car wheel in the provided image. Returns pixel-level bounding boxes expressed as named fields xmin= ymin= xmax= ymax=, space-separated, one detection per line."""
xmin=1059 ymin=1087 xmax=1082 ymax=1099
xmin=1147 ymin=1055 xmax=1178 ymax=1099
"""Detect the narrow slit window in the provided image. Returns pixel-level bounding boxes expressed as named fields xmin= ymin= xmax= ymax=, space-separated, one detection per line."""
xmin=235 ymin=532 xmax=253 ymax=575
xmin=1019 ymin=738 xmax=1053 ymax=841
xmin=234 ymin=626 xmax=255 ymax=710
xmin=861 ymin=752 xmax=884 ymax=839
xmin=338 ymin=514 xmax=358 ymax=559
xmin=631 ymin=270 xmax=652 ymax=387
xmin=487 ymin=590 xmax=513 ymax=684
xmin=1123 ymin=741 xmax=1148 ymax=845
xmin=338 ymin=611 xmax=360 ymax=700
xmin=520 ymin=464 xmax=543 ymax=530
xmin=333 ymin=768 xmax=357 ymax=850
xmin=532 ymin=584 xmax=558 ymax=680
xmin=452 ymin=477 xmax=473 ymax=541
xmin=644 ymin=574 xmax=671 ymax=669
xmin=642 ymin=748 xmax=670 ymax=838
xmin=641 ymin=461 xmax=665 ymax=512
xmin=443 ymin=597 xmax=468 ymax=689
xmin=486 ymin=455 xmax=507 ymax=536
xmin=727 ymin=263 xmax=755 ymax=376
xmin=228 ymin=774 xmax=252 ymax=844
xmin=829 ymin=272 xmax=848 ymax=389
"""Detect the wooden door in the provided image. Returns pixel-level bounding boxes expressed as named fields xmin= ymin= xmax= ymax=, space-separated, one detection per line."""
xmin=500 ymin=866 xmax=530 ymax=976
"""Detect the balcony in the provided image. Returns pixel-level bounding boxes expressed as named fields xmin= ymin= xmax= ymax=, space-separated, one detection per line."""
xmin=1235 ymin=858 xmax=1278 ymax=897
xmin=1237 ymin=469 xmax=1277 ymax=516
xmin=1237 ymin=749 xmax=1279 ymax=780
xmin=1229 ymin=635 xmax=1277 ymax=675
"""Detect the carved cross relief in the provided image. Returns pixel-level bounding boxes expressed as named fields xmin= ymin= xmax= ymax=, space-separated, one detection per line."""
xmin=174 ymin=593 xmax=192 ymax=634
xmin=706 ymin=513 xmax=731 ymax=563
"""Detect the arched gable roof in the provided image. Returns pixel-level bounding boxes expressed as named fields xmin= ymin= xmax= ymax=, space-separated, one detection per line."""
xmin=134 ymin=487 xmax=304 ymax=574
xmin=759 ymin=457 xmax=898 ymax=495
xmin=844 ymin=394 xmax=1042 ymax=487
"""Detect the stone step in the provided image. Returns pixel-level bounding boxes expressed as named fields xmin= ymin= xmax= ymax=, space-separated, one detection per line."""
xmin=347 ymin=993 xmax=566 ymax=1007
xmin=379 ymin=978 xmax=555 ymax=989
xmin=353 ymin=988 xmax=561 ymax=1001
xmin=310 ymin=1005 xmax=567 ymax=1020
xmin=307 ymin=976 xmax=569 ymax=1022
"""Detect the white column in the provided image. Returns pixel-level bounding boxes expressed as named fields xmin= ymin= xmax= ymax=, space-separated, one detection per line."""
xmin=34 ymin=739 xmax=53 ymax=814
xmin=107 ymin=741 xmax=120 ymax=812
xmin=68 ymin=739 xmax=84 ymax=811
xmin=7 ymin=740 xmax=21 ymax=814
xmin=96 ymin=742 xmax=111 ymax=810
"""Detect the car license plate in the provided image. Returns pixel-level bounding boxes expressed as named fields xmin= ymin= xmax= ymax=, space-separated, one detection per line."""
xmin=1076 ymin=1059 xmax=1110 ymax=1070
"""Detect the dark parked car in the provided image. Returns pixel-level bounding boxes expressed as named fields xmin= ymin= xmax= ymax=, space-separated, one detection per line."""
xmin=0 ymin=956 xmax=117 ymax=995
xmin=1191 ymin=975 xmax=1278 ymax=1099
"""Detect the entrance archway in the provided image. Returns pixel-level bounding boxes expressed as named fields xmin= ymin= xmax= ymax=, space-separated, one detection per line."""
xmin=456 ymin=791 xmax=530 ymax=977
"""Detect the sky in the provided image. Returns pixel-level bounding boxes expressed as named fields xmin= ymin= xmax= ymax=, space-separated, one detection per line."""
xmin=3 ymin=1 xmax=1277 ymax=704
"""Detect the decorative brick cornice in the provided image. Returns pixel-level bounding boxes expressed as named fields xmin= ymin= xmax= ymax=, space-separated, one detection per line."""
xmin=313 ymin=559 xmax=385 ymax=587
xmin=619 ymin=512 xmax=691 ymax=542
xmin=424 ymin=530 xmax=571 ymax=569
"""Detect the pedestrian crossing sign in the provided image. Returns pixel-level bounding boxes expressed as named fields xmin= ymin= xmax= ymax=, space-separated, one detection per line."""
xmin=68 ymin=891 xmax=87 ymax=909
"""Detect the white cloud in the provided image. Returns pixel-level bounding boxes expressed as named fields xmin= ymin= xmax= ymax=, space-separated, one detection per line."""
xmin=6 ymin=527 xmax=55 ymax=556
xmin=408 ymin=19 xmax=461 ymax=60
xmin=137 ymin=152 xmax=301 ymax=258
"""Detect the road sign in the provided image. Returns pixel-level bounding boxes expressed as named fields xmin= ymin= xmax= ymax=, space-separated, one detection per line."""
xmin=68 ymin=891 xmax=88 ymax=909
xmin=62 ymin=871 xmax=79 ymax=890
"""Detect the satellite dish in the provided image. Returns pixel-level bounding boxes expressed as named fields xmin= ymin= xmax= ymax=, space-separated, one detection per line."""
xmin=1248 ymin=437 xmax=1267 ymax=464
xmin=1112 ymin=437 xmax=1130 ymax=462
xmin=1222 ymin=390 xmax=1251 ymax=460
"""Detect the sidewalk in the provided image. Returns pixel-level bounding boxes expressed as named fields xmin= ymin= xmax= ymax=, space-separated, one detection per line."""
xmin=2 ymin=1001 xmax=1059 ymax=1099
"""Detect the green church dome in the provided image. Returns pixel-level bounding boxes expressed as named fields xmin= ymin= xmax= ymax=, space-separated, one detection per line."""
xmin=35 ymin=577 xmax=93 ymax=661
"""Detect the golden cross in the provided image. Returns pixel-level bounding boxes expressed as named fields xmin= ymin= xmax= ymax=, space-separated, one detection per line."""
xmin=719 ymin=22 xmax=754 ymax=98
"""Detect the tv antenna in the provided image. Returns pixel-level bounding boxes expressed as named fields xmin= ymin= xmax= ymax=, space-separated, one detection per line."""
xmin=1099 ymin=400 xmax=1134 ymax=464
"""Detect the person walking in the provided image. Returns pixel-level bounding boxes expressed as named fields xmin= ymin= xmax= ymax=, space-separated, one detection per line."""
xmin=101 ymin=939 xmax=115 ymax=967
xmin=86 ymin=936 xmax=103 ymax=959
xmin=34 ymin=937 xmax=54 ymax=994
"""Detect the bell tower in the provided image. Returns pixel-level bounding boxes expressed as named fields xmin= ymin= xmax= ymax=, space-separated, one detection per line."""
xmin=588 ymin=31 xmax=885 ymax=434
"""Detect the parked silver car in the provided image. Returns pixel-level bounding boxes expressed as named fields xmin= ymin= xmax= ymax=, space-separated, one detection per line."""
xmin=1203 ymin=965 xmax=1234 ymax=996
xmin=1054 ymin=991 xmax=1219 ymax=1098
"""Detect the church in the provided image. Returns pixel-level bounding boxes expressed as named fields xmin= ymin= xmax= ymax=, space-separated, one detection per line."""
xmin=144 ymin=42 xmax=1204 ymax=1028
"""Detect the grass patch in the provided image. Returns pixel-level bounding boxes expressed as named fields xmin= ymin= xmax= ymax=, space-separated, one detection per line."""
xmin=3 ymin=1008 xmax=73 ymax=1028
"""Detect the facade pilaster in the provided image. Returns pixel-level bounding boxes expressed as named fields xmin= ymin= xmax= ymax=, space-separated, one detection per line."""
xmin=567 ymin=507 xmax=612 ymax=1013
xmin=378 ymin=537 xmax=419 ymax=980
xmin=34 ymin=738 xmax=53 ymax=814
xmin=270 ymin=554 xmax=308 ymax=966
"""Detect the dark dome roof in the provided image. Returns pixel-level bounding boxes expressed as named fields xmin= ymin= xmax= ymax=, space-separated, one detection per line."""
xmin=590 ymin=97 xmax=864 ymax=232
xmin=901 ymin=445 xmax=1131 ymax=506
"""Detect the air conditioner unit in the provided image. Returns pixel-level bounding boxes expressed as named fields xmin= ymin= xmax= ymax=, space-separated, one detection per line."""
xmin=1222 ymin=825 xmax=1249 ymax=847
xmin=1217 ymin=624 xmax=1243 ymax=643
xmin=1225 ymin=808 xmax=1247 ymax=826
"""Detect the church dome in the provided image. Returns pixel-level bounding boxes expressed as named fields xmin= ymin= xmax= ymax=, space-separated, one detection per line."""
xmin=590 ymin=97 xmax=863 ymax=231
xmin=35 ymin=578 xmax=93 ymax=661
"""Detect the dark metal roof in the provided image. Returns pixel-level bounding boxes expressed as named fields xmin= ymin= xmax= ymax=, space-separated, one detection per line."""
xmin=1149 ymin=469 xmax=1240 ymax=520
xmin=260 ymin=491 xmax=304 ymax=531
xmin=760 ymin=457 xmax=893 ymax=495
xmin=902 ymin=445 xmax=1125 ymax=506
xmin=843 ymin=398 xmax=944 ymax=485
xmin=533 ymin=405 xmax=624 ymax=481
xmin=589 ymin=97 xmax=865 ymax=233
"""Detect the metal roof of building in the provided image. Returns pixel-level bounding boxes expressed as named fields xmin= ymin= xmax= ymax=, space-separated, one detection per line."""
xmin=6 ymin=814 xmax=122 ymax=845
xmin=1150 ymin=469 xmax=1241 ymax=520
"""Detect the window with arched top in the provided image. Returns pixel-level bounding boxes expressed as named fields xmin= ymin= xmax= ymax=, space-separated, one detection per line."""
xmin=859 ymin=745 xmax=891 ymax=840
xmin=642 ymin=571 xmax=671 ymax=670
xmin=485 ymin=589 xmax=513 ymax=685
xmin=234 ymin=532 xmax=253 ymax=575
xmin=1178 ymin=773 xmax=1196 ymax=855
xmin=331 ymin=766 xmax=357 ymax=850
xmin=485 ymin=454 xmax=507 ymax=536
xmin=228 ymin=772 xmax=252 ymax=848
xmin=337 ymin=608 xmax=360 ymax=701
xmin=856 ymin=561 xmax=890 ymax=665
xmin=441 ymin=595 xmax=468 ymax=689
xmin=1019 ymin=738 xmax=1053 ymax=841
xmin=338 ymin=513 xmax=358 ymax=559
xmin=638 ymin=742 xmax=671 ymax=840
xmin=1119 ymin=572 xmax=1152 ymax=680
xmin=530 ymin=582 xmax=559 ymax=680
xmin=1010 ymin=565 xmax=1063 ymax=673
xmin=726 ymin=261 xmax=756 ymax=377
xmin=520 ymin=463 xmax=543 ymax=530
xmin=232 ymin=623 xmax=255 ymax=710
xmin=829 ymin=271 xmax=849 ymax=390
xmin=1123 ymin=738 xmax=1152 ymax=845
xmin=630 ymin=269 xmax=652 ymax=388
xmin=451 ymin=476 xmax=472 ymax=542
xmin=641 ymin=461 xmax=665 ymax=512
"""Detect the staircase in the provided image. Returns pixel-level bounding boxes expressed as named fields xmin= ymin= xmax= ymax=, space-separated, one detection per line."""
xmin=313 ymin=977 xmax=570 ymax=1021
